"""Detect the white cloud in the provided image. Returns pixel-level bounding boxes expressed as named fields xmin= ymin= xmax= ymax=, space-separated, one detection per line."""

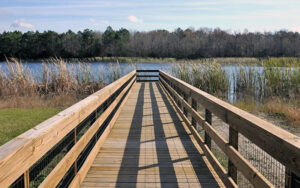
xmin=11 ymin=19 xmax=35 ymax=29
xmin=128 ymin=15 xmax=143 ymax=23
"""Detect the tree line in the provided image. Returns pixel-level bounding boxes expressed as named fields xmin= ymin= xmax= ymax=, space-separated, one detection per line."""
xmin=1 ymin=26 xmax=300 ymax=60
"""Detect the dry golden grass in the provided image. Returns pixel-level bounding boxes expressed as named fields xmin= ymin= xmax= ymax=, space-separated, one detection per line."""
xmin=233 ymin=98 xmax=256 ymax=113
xmin=261 ymin=98 xmax=300 ymax=126
xmin=0 ymin=58 xmax=106 ymax=109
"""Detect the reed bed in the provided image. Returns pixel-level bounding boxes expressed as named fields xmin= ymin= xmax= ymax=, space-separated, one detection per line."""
xmin=171 ymin=63 xmax=230 ymax=96
xmin=233 ymin=65 xmax=300 ymax=99
xmin=0 ymin=58 xmax=108 ymax=109
xmin=171 ymin=62 xmax=299 ymax=99
xmin=262 ymin=57 xmax=300 ymax=67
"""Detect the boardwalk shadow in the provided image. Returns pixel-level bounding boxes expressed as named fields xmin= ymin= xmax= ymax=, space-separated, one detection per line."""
xmin=116 ymin=83 xmax=145 ymax=187
xmin=149 ymin=82 xmax=179 ymax=188
xmin=116 ymin=82 xmax=219 ymax=187
xmin=153 ymin=82 xmax=220 ymax=187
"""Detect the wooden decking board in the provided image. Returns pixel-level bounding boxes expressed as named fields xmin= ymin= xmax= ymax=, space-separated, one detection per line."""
xmin=81 ymin=82 xmax=223 ymax=188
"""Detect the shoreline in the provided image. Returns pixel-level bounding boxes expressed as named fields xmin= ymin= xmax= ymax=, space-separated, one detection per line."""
xmin=1 ymin=56 xmax=261 ymax=64
xmin=1 ymin=57 xmax=299 ymax=67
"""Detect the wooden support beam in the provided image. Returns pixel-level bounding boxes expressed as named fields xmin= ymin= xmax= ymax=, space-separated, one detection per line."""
xmin=205 ymin=109 xmax=212 ymax=148
xmin=285 ymin=168 xmax=300 ymax=188
xmin=228 ymin=127 xmax=238 ymax=183
xmin=24 ymin=170 xmax=29 ymax=188
xmin=191 ymin=98 xmax=197 ymax=128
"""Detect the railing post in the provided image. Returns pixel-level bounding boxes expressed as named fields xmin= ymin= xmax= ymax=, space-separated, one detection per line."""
xmin=24 ymin=170 xmax=30 ymax=188
xmin=205 ymin=109 xmax=212 ymax=148
xmin=177 ymin=88 xmax=182 ymax=109
xmin=191 ymin=98 xmax=197 ymax=128
xmin=183 ymin=94 xmax=188 ymax=116
xmin=74 ymin=128 xmax=78 ymax=174
xmin=285 ymin=168 xmax=300 ymax=188
xmin=228 ymin=127 xmax=238 ymax=183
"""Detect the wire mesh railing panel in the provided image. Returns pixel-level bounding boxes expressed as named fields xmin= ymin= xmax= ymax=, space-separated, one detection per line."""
xmin=211 ymin=140 xmax=229 ymax=169
xmin=238 ymin=133 xmax=285 ymax=187
xmin=29 ymin=130 xmax=75 ymax=188
xmin=10 ymin=175 xmax=24 ymax=188
xmin=237 ymin=170 xmax=253 ymax=188
xmin=57 ymin=163 xmax=75 ymax=188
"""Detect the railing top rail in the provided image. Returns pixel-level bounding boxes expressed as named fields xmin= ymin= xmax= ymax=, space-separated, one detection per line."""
xmin=0 ymin=70 xmax=136 ymax=187
xmin=159 ymin=70 xmax=300 ymax=176
xmin=136 ymin=69 xmax=159 ymax=72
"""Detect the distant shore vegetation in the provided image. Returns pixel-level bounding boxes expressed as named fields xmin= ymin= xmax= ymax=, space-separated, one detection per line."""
xmin=1 ymin=27 xmax=300 ymax=61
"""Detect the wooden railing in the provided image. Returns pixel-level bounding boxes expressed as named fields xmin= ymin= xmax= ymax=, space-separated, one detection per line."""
xmin=0 ymin=71 xmax=136 ymax=188
xmin=159 ymin=70 xmax=300 ymax=188
xmin=136 ymin=69 xmax=159 ymax=82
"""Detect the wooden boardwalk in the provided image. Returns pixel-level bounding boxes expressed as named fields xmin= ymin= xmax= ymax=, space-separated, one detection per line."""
xmin=81 ymin=82 xmax=224 ymax=188
xmin=1 ymin=70 xmax=300 ymax=188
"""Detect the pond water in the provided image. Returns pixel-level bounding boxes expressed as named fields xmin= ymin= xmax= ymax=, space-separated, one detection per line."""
xmin=0 ymin=61 xmax=269 ymax=103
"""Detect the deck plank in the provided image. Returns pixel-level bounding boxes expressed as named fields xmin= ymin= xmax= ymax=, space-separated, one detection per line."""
xmin=81 ymin=82 xmax=224 ymax=188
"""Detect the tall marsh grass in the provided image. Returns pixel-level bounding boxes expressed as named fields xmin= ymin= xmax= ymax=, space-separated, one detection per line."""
xmin=172 ymin=62 xmax=299 ymax=99
xmin=262 ymin=57 xmax=300 ymax=67
xmin=234 ymin=65 xmax=300 ymax=99
xmin=0 ymin=58 xmax=107 ymax=109
xmin=191 ymin=63 xmax=229 ymax=95
xmin=171 ymin=63 xmax=229 ymax=96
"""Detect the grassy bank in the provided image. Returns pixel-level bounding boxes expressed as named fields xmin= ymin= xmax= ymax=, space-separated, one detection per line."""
xmin=0 ymin=108 xmax=62 ymax=145
xmin=233 ymin=98 xmax=300 ymax=131
xmin=5 ymin=57 xmax=300 ymax=67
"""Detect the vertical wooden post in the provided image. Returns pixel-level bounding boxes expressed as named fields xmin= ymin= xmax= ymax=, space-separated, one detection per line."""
xmin=285 ymin=168 xmax=292 ymax=188
xmin=74 ymin=128 xmax=78 ymax=174
xmin=205 ymin=109 xmax=212 ymax=148
xmin=285 ymin=167 xmax=300 ymax=188
xmin=24 ymin=170 xmax=30 ymax=188
xmin=191 ymin=98 xmax=197 ymax=128
xmin=228 ymin=127 xmax=238 ymax=183
xmin=177 ymin=89 xmax=182 ymax=109
xmin=183 ymin=94 xmax=188 ymax=116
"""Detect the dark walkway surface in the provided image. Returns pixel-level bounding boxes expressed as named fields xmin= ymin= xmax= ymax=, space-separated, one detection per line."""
xmin=81 ymin=82 xmax=223 ymax=188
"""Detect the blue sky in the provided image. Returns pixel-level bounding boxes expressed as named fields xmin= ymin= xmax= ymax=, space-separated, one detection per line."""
xmin=0 ymin=0 xmax=300 ymax=33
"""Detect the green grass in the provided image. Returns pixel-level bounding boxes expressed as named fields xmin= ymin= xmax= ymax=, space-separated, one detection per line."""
xmin=0 ymin=108 xmax=62 ymax=146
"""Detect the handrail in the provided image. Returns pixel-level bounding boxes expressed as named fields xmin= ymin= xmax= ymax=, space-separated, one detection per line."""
xmin=159 ymin=70 xmax=300 ymax=187
xmin=0 ymin=70 xmax=136 ymax=187
xmin=136 ymin=69 xmax=159 ymax=82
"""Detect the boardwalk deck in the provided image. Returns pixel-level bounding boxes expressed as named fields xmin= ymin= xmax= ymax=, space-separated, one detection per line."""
xmin=81 ymin=82 xmax=224 ymax=188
